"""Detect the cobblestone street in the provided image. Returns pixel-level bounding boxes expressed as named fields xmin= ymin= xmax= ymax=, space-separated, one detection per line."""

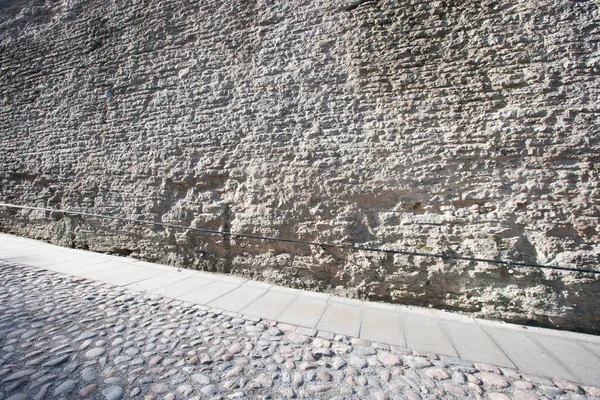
xmin=0 ymin=262 xmax=598 ymax=400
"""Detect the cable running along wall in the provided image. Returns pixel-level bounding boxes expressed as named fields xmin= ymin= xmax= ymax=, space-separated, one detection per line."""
xmin=1 ymin=203 xmax=598 ymax=275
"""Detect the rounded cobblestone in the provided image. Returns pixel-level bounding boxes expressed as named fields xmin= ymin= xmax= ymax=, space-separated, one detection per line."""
xmin=0 ymin=263 xmax=596 ymax=400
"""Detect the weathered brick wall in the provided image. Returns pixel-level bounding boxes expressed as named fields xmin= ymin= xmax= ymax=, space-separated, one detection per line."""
xmin=1 ymin=0 xmax=599 ymax=332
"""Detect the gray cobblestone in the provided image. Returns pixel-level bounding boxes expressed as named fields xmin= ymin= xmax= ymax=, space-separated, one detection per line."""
xmin=0 ymin=263 xmax=597 ymax=400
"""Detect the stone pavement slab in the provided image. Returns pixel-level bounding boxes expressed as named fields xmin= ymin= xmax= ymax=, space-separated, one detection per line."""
xmin=533 ymin=333 xmax=600 ymax=386
xmin=241 ymin=279 xmax=272 ymax=289
xmin=151 ymin=275 xmax=215 ymax=297
xmin=1 ymin=232 xmax=600 ymax=388
xmin=44 ymin=257 xmax=116 ymax=271
xmin=177 ymin=280 xmax=240 ymax=304
xmin=360 ymin=306 xmax=406 ymax=347
xmin=207 ymin=285 xmax=268 ymax=312
xmin=582 ymin=341 xmax=600 ymax=359
xmin=440 ymin=319 xmax=515 ymax=368
xmin=402 ymin=312 xmax=458 ymax=357
xmin=277 ymin=296 xmax=329 ymax=328
xmin=240 ymin=290 xmax=298 ymax=320
xmin=316 ymin=301 xmax=362 ymax=337
xmin=482 ymin=324 xmax=579 ymax=382
xmin=126 ymin=271 xmax=193 ymax=292
xmin=1 ymin=252 xmax=90 ymax=267
xmin=73 ymin=263 xmax=135 ymax=281
xmin=0 ymin=249 xmax=33 ymax=258
xmin=95 ymin=268 xmax=168 ymax=286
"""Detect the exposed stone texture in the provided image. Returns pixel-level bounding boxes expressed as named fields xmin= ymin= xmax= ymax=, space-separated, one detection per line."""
xmin=0 ymin=0 xmax=599 ymax=332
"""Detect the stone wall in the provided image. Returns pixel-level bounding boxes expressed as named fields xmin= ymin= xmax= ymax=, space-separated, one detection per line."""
xmin=1 ymin=0 xmax=599 ymax=333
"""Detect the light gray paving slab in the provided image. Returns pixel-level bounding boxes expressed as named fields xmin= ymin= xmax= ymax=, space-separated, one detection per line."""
xmin=177 ymin=281 xmax=240 ymax=304
xmin=42 ymin=258 xmax=114 ymax=272
xmin=0 ymin=248 xmax=34 ymax=257
xmin=76 ymin=265 xmax=133 ymax=280
xmin=270 ymin=285 xmax=331 ymax=300
xmin=50 ymin=261 xmax=125 ymax=276
xmin=208 ymin=286 xmax=269 ymax=312
xmin=316 ymin=302 xmax=362 ymax=337
xmin=360 ymin=306 xmax=406 ymax=347
xmin=240 ymin=290 xmax=298 ymax=320
xmin=0 ymin=253 xmax=35 ymax=262
xmin=402 ymin=312 xmax=458 ymax=357
xmin=48 ymin=254 xmax=104 ymax=266
xmin=0 ymin=238 xmax=35 ymax=247
xmin=581 ymin=341 xmax=600 ymax=359
xmin=513 ymin=323 xmax=600 ymax=345
xmin=96 ymin=268 xmax=168 ymax=286
xmin=278 ymin=295 xmax=328 ymax=328
xmin=0 ymin=253 xmax=44 ymax=266
xmin=126 ymin=272 xmax=193 ymax=293
xmin=52 ymin=246 xmax=112 ymax=260
xmin=440 ymin=319 xmax=515 ymax=368
xmin=150 ymin=276 xmax=215 ymax=297
xmin=2 ymin=252 xmax=77 ymax=266
xmin=532 ymin=333 xmax=600 ymax=386
xmin=125 ymin=260 xmax=162 ymax=268
xmin=483 ymin=325 xmax=578 ymax=381
xmin=329 ymin=296 xmax=364 ymax=306
xmin=241 ymin=280 xmax=273 ymax=289
xmin=268 ymin=286 xmax=305 ymax=295
xmin=3 ymin=238 xmax=34 ymax=244
xmin=211 ymin=273 xmax=248 ymax=285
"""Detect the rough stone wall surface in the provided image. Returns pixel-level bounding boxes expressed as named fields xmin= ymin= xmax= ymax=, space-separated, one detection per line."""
xmin=0 ymin=0 xmax=599 ymax=332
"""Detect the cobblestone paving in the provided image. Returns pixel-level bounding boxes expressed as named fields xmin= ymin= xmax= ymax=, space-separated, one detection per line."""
xmin=1 ymin=262 xmax=599 ymax=400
